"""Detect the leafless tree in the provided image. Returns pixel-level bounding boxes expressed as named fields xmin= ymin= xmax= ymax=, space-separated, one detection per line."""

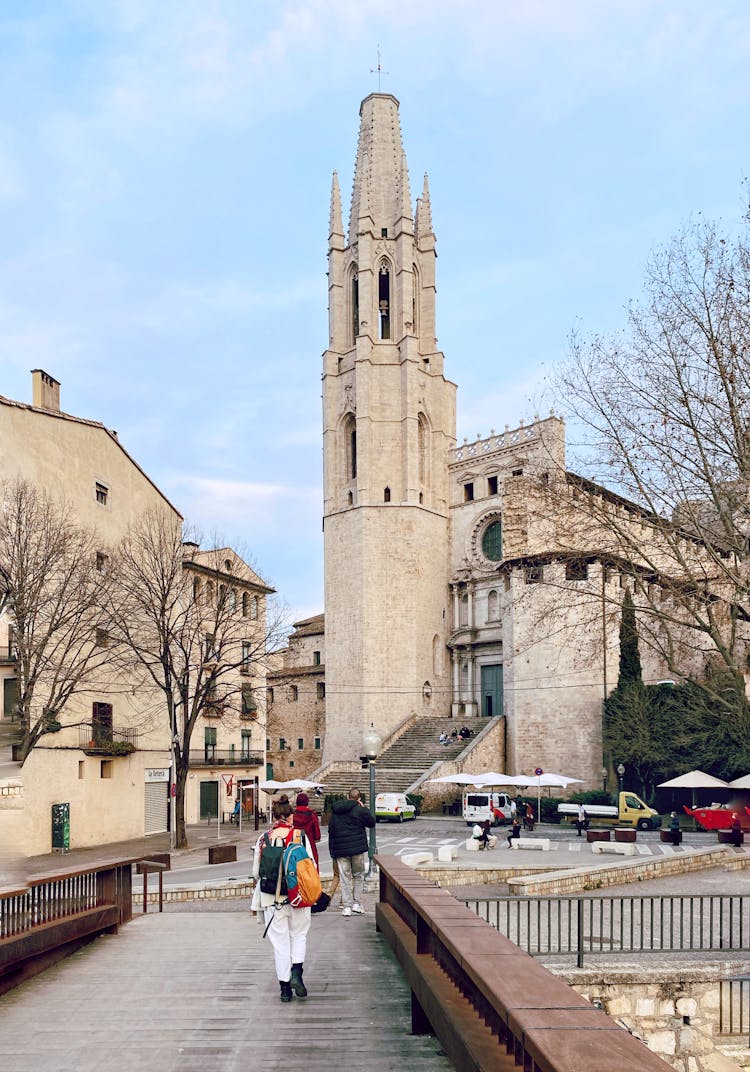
xmin=110 ymin=508 xmax=288 ymax=849
xmin=0 ymin=479 xmax=114 ymax=764
xmin=544 ymin=214 xmax=750 ymax=712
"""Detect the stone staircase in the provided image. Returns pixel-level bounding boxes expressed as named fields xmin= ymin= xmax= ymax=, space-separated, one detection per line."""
xmin=314 ymin=717 xmax=488 ymax=806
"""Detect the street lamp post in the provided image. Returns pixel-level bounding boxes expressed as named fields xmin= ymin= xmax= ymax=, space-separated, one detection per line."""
xmin=601 ymin=767 xmax=608 ymax=793
xmin=617 ymin=763 xmax=625 ymax=794
xmin=362 ymin=724 xmax=382 ymax=882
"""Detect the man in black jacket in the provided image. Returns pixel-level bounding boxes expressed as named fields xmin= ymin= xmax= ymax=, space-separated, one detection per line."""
xmin=328 ymin=788 xmax=375 ymax=917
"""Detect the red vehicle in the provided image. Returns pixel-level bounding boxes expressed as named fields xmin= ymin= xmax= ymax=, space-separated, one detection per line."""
xmin=682 ymin=804 xmax=750 ymax=832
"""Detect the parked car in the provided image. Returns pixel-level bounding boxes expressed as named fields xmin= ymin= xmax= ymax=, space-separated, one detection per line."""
xmin=375 ymin=793 xmax=417 ymax=822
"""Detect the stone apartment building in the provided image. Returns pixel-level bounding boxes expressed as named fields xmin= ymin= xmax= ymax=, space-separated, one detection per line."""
xmin=266 ymin=614 xmax=325 ymax=782
xmin=0 ymin=371 xmax=271 ymax=855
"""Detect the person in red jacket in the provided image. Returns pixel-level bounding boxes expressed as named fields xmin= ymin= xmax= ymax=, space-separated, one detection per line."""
xmin=293 ymin=792 xmax=321 ymax=867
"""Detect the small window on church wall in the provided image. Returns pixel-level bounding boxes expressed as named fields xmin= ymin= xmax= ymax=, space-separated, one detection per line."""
xmin=384 ymin=487 xmax=391 ymax=502
xmin=482 ymin=520 xmax=503 ymax=561
xmin=378 ymin=263 xmax=390 ymax=340
xmin=565 ymin=560 xmax=588 ymax=582
xmin=463 ymin=482 xmax=474 ymax=502
xmin=488 ymin=475 xmax=498 ymax=496
xmin=347 ymin=491 xmax=353 ymax=505
xmin=487 ymin=590 xmax=499 ymax=621
xmin=351 ymin=272 xmax=359 ymax=342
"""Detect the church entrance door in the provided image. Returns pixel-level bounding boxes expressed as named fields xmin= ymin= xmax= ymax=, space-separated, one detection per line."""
xmin=480 ymin=664 xmax=503 ymax=717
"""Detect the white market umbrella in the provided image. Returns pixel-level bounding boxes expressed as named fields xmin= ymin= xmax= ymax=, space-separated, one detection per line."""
xmin=426 ymin=773 xmax=485 ymax=786
xmin=259 ymin=779 xmax=325 ymax=792
xmin=657 ymin=771 xmax=729 ymax=790
xmin=520 ymin=772 xmax=584 ymax=820
xmin=657 ymin=770 xmax=729 ymax=812
xmin=728 ymin=775 xmax=750 ymax=790
xmin=473 ymin=772 xmax=516 ymax=787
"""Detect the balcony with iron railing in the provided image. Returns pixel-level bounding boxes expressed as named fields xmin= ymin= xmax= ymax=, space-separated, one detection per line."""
xmin=0 ymin=641 xmax=16 ymax=666
xmin=189 ymin=748 xmax=263 ymax=768
xmin=79 ymin=723 xmax=138 ymax=756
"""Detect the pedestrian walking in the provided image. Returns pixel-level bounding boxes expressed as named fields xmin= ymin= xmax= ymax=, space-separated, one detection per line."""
xmin=327 ymin=788 xmax=375 ymax=917
xmin=668 ymin=811 xmax=682 ymax=846
xmin=293 ymin=792 xmax=321 ymax=867
xmin=575 ymin=803 xmax=588 ymax=837
xmin=506 ymin=816 xmax=521 ymax=847
xmin=730 ymin=812 xmax=743 ymax=848
xmin=252 ymin=795 xmax=315 ymax=1003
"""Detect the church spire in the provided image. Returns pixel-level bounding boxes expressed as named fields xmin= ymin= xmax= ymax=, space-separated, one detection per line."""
xmin=348 ymin=93 xmax=406 ymax=243
xmin=329 ymin=170 xmax=344 ymax=246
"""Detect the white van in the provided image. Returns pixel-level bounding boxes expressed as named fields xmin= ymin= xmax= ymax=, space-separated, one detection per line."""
xmin=375 ymin=792 xmax=417 ymax=822
xmin=462 ymin=791 xmax=513 ymax=826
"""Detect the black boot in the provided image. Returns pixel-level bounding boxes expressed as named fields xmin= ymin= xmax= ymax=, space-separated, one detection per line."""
xmin=279 ymin=980 xmax=293 ymax=1003
xmin=290 ymin=963 xmax=307 ymax=998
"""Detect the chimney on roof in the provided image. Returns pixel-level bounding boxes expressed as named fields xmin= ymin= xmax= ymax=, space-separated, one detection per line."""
xmin=31 ymin=369 xmax=60 ymax=413
xmin=182 ymin=540 xmax=200 ymax=558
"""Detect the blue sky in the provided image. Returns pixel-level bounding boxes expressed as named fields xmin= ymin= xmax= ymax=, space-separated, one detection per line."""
xmin=1 ymin=1 xmax=748 ymax=628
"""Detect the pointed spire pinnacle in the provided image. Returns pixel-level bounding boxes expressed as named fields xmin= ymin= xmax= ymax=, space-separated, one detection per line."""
xmin=416 ymin=173 xmax=433 ymax=238
xmin=348 ymin=93 xmax=405 ymax=243
xmin=329 ymin=171 xmax=344 ymax=240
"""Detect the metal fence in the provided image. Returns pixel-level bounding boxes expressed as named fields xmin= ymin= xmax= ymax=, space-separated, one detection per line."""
xmin=463 ymin=894 xmax=750 ymax=967
xmin=720 ymin=978 xmax=750 ymax=1041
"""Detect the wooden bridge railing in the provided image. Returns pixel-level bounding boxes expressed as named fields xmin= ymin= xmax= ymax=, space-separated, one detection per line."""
xmin=0 ymin=857 xmax=136 ymax=996
xmin=376 ymin=855 xmax=672 ymax=1072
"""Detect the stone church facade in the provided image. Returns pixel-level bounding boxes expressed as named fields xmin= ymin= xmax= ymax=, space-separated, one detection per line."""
xmin=276 ymin=92 xmax=694 ymax=790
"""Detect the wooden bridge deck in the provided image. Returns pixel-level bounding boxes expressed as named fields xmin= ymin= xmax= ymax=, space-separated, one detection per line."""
xmin=0 ymin=907 xmax=455 ymax=1072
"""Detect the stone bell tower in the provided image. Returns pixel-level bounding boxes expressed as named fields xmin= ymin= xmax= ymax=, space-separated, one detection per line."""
xmin=322 ymin=93 xmax=456 ymax=764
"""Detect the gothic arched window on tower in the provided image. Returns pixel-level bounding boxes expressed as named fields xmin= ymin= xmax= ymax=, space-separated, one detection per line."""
xmin=344 ymin=413 xmax=357 ymax=482
xmin=418 ymin=413 xmax=429 ymax=487
xmin=378 ymin=262 xmax=391 ymax=340
xmin=351 ymin=270 xmax=359 ymax=343
xmin=384 ymin=486 xmax=391 ymax=502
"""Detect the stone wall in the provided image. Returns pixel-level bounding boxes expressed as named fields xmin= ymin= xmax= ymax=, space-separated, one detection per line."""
xmin=555 ymin=963 xmax=749 ymax=1071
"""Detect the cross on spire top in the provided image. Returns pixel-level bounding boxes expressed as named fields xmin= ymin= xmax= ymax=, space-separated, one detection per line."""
xmin=370 ymin=45 xmax=389 ymax=92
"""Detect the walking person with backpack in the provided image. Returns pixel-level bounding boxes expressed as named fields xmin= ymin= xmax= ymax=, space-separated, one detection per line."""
xmin=292 ymin=792 xmax=321 ymax=867
xmin=252 ymin=795 xmax=318 ymax=1003
xmin=327 ymin=788 xmax=375 ymax=917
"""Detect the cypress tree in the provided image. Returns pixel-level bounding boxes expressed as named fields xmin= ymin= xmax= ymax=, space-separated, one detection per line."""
xmin=617 ymin=589 xmax=642 ymax=685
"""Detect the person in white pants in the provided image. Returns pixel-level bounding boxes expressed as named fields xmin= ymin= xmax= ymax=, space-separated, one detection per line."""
xmin=252 ymin=796 xmax=313 ymax=1002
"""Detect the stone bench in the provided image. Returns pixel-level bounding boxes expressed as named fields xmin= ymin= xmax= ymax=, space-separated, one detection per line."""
xmin=717 ymin=830 xmax=744 ymax=845
xmin=464 ymin=838 xmax=497 ymax=852
xmin=586 ymin=829 xmax=611 ymax=843
xmin=437 ymin=844 xmax=458 ymax=863
xmin=510 ymin=838 xmax=551 ymax=851
xmin=402 ymin=851 xmax=434 ymax=868
xmin=591 ymin=841 xmax=636 ymax=856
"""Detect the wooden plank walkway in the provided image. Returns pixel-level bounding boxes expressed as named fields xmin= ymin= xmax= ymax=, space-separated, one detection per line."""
xmin=0 ymin=906 xmax=455 ymax=1072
